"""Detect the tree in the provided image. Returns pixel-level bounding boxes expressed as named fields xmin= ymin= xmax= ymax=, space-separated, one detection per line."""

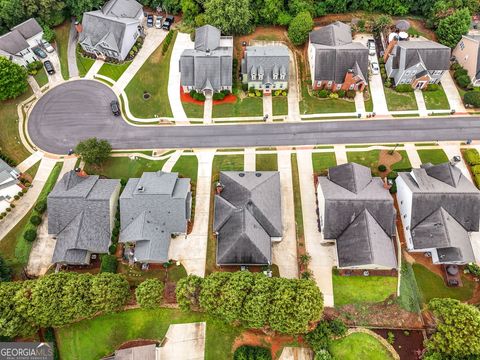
xmin=241 ymin=275 xmax=275 ymax=328
xmin=0 ymin=256 xmax=11 ymax=282
xmin=204 ymin=0 xmax=252 ymax=35
xmin=426 ymin=298 xmax=480 ymax=358
xmin=288 ymin=0 xmax=314 ymax=16
xmin=287 ymin=12 xmax=313 ymax=46
xmin=175 ymin=275 xmax=204 ymax=311
xmin=216 ymin=271 xmax=255 ymax=323
xmin=436 ymin=8 xmax=471 ymax=48
xmin=181 ymin=0 xmax=201 ymax=25
xmin=65 ymin=0 xmax=104 ymax=19
xmin=90 ymin=273 xmax=130 ymax=313
xmin=373 ymin=14 xmax=392 ymax=32
xmin=259 ymin=0 xmax=285 ymax=24
xmin=100 ymin=254 xmax=118 ymax=273
xmin=0 ymin=281 xmax=34 ymax=338
xmin=162 ymin=0 xmax=182 ymax=14
xmin=199 ymin=271 xmax=231 ymax=315
xmin=135 ymin=279 xmax=165 ymax=309
xmin=0 ymin=58 xmax=28 ymax=101
xmin=74 ymin=138 xmax=112 ymax=165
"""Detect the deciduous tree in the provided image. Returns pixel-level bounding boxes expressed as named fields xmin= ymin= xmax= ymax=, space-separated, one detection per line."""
xmin=90 ymin=273 xmax=130 ymax=313
xmin=204 ymin=0 xmax=252 ymax=35
xmin=287 ymin=11 xmax=313 ymax=46
xmin=436 ymin=8 xmax=471 ymax=48
xmin=74 ymin=138 xmax=112 ymax=165
xmin=0 ymin=58 xmax=28 ymax=101
xmin=135 ymin=279 xmax=164 ymax=309
xmin=175 ymin=275 xmax=204 ymax=311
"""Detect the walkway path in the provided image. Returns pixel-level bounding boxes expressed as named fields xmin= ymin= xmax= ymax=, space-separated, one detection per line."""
xmin=0 ymin=157 xmax=57 ymax=241
xmin=158 ymin=322 xmax=206 ymax=359
xmin=404 ymin=143 xmax=422 ymax=167
xmin=17 ymin=151 xmax=43 ymax=173
xmin=296 ymin=149 xmax=334 ymax=307
xmin=334 ymin=145 xmax=348 ymax=164
xmin=26 ymin=157 xmax=77 ymax=276
xmin=354 ymin=91 xmax=366 ymax=117
xmin=274 ymin=149 xmax=299 ymax=278
xmin=169 ymin=150 xmax=214 ymax=277
xmin=287 ymin=51 xmax=301 ymax=121
xmin=168 ymin=32 xmax=192 ymax=121
xmin=414 ymin=90 xmax=428 ymax=116
xmin=27 ymin=77 xmax=42 ymax=98
xmin=263 ymin=95 xmax=273 ymax=122
xmin=441 ymin=72 xmax=466 ymax=113
xmin=244 ymin=148 xmax=255 ymax=171
xmin=114 ymin=29 xmax=168 ymax=93
xmin=162 ymin=150 xmax=183 ymax=172
xmin=203 ymin=97 xmax=213 ymax=124
xmin=67 ymin=20 xmax=79 ymax=78
xmin=85 ymin=59 xmax=103 ymax=79
xmin=279 ymin=347 xmax=313 ymax=360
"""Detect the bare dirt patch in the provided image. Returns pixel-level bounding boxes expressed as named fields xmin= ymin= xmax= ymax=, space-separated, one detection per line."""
xmin=373 ymin=329 xmax=425 ymax=360
xmin=379 ymin=149 xmax=402 ymax=175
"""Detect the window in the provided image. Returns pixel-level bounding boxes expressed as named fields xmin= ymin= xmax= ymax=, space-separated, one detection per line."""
xmin=349 ymin=84 xmax=355 ymax=90
xmin=251 ymin=74 xmax=256 ymax=80
xmin=280 ymin=73 xmax=285 ymax=80
xmin=460 ymin=41 xmax=465 ymax=50
xmin=279 ymin=84 xmax=283 ymax=89
xmin=327 ymin=81 xmax=332 ymax=88
xmin=258 ymin=74 xmax=263 ymax=81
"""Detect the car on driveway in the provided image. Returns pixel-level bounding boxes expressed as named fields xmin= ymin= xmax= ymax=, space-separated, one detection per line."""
xmin=110 ymin=100 xmax=120 ymax=116
xmin=367 ymin=39 xmax=376 ymax=56
xmin=40 ymin=39 xmax=54 ymax=53
xmin=147 ymin=14 xmax=154 ymax=27
xmin=43 ymin=60 xmax=55 ymax=74
xmin=155 ymin=16 xmax=163 ymax=28
xmin=162 ymin=15 xmax=174 ymax=30
xmin=33 ymin=47 xmax=47 ymax=59
xmin=370 ymin=61 xmax=379 ymax=75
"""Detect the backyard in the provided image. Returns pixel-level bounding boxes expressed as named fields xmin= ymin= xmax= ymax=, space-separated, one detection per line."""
xmin=312 ymin=152 xmax=337 ymax=174
xmin=416 ymin=149 xmax=449 ymax=165
xmin=329 ymin=332 xmax=394 ymax=360
xmin=97 ymin=62 xmax=132 ymax=81
xmin=422 ymin=86 xmax=450 ymax=110
xmin=124 ymin=32 xmax=177 ymax=118
xmin=383 ymin=87 xmax=418 ymax=111
xmin=54 ymin=21 xmax=71 ymax=80
xmin=212 ymin=97 xmax=263 ymax=118
xmin=84 ymin=156 xmax=169 ymax=179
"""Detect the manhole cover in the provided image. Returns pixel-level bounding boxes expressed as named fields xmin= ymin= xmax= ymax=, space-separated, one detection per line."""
xmin=143 ymin=92 xmax=151 ymax=100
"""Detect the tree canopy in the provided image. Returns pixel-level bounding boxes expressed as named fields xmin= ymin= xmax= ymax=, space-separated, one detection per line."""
xmin=436 ymin=8 xmax=471 ymax=48
xmin=135 ymin=279 xmax=165 ymax=309
xmin=74 ymin=138 xmax=112 ymax=165
xmin=0 ymin=58 xmax=28 ymax=101
xmin=204 ymin=0 xmax=252 ymax=35
xmin=287 ymin=11 xmax=313 ymax=46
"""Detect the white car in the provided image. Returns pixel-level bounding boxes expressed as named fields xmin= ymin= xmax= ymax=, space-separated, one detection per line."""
xmin=370 ymin=61 xmax=379 ymax=75
xmin=367 ymin=40 xmax=376 ymax=56
xmin=41 ymin=39 xmax=54 ymax=53
xmin=155 ymin=16 xmax=163 ymax=29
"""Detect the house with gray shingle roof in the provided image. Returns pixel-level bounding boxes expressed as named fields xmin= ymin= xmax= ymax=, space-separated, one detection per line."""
xmin=308 ymin=21 xmax=368 ymax=92
xmin=0 ymin=159 xmax=21 ymax=214
xmin=317 ymin=163 xmax=397 ymax=270
xmin=79 ymin=0 xmax=144 ymax=61
xmin=119 ymin=171 xmax=191 ymax=264
xmin=397 ymin=162 xmax=480 ymax=264
xmin=384 ymin=40 xmax=450 ymax=89
xmin=241 ymin=45 xmax=289 ymax=94
xmin=0 ymin=18 xmax=43 ymax=67
xmin=179 ymin=25 xmax=233 ymax=95
xmin=214 ymin=171 xmax=282 ymax=266
xmin=48 ymin=170 xmax=121 ymax=265
xmin=453 ymin=34 xmax=480 ymax=87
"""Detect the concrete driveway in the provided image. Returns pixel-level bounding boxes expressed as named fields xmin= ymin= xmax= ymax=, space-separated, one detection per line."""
xmin=45 ymin=50 xmax=64 ymax=85
xmin=158 ymin=322 xmax=205 ymax=359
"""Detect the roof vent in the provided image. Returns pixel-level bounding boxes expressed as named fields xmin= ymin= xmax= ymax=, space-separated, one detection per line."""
xmin=239 ymin=173 xmax=245 ymax=177
xmin=450 ymin=156 xmax=461 ymax=166
xmin=255 ymin=172 xmax=262 ymax=177
xmin=74 ymin=167 xmax=81 ymax=172
xmin=137 ymin=186 xmax=145 ymax=192
xmin=206 ymin=48 xmax=211 ymax=56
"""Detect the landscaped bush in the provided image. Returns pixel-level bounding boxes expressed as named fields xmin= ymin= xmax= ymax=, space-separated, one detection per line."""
xmin=35 ymin=201 xmax=47 ymax=214
xmin=471 ymin=165 xmax=480 ymax=175
xmin=305 ymin=321 xmax=332 ymax=352
xmin=29 ymin=215 xmax=42 ymax=226
xmin=233 ymin=345 xmax=271 ymax=360
xmin=108 ymin=243 xmax=117 ymax=255
xmin=464 ymin=149 xmax=480 ymax=165
xmin=135 ymin=279 xmax=165 ymax=309
xmin=337 ymin=89 xmax=345 ymax=98
xmin=328 ymin=92 xmax=339 ymax=99
xmin=450 ymin=62 xmax=462 ymax=71
xmin=454 ymin=68 xmax=468 ymax=79
xmin=100 ymin=255 xmax=118 ymax=273
xmin=0 ymin=153 xmax=16 ymax=167
xmin=162 ymin=31 xmax=175 ymax=55
xmin=27 ymin=61 xmax=43 ymax=75
xmin=345 ymin=90 xmax=356 ymax=99
xmin=327 ymin=319 xmax=347 ymax=337
xmin=317 ymin=90 xmax=329 ymax=98
xmin=212 ymin=92 xmax=226 ymax=100
xmin=395 ymin=84 xmax=414 ymax=92
xmin=378 ymin=164 xmax=387 ymax=172
xmin=384 ymin=79 xmax=392 ymax=88
xmin=23 ymin=229 xmax=37 ymax=242
xmin=456 ymin=75 xmax=471 ymax=89
xmin=464 ymin=91 xmax=480 ymax=107
xmin=314 ymin=350 xmax=333 ymax=360
xmin=176 ymin=275 xmax=204 ymax=311
xmin=190 ymin=90 xmax=206 ymax=101
xmin=424 ymin=84 xmax=440 ymax=91
xmin=465 ymin=262 xmax=480 ymax=277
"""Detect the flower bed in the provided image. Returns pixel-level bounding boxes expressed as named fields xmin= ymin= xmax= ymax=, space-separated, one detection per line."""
xmin=180 ymin=88 xmax=237 ymax=105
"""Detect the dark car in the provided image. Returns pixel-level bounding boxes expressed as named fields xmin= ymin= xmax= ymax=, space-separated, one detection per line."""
xmin=147 ymin=14 xmax=154 ymax=27
xmin=162 ymin=15 xmax=174 ymax=30
xmin=33 ymin=47 xmax=47 ymax=59
xmin=43 ymin=60 xmax=55 ymax=75
xmin=110 ymin=100 xmax=120 ymax=116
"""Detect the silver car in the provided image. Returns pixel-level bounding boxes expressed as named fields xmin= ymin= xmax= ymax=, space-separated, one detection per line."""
xmin=155 ymin=16 xmax=163 ymax=28
xmin=370 ymin=61 xmax=379 ymax=75
xmin=41 ymin=39 xmax=54 ymax=53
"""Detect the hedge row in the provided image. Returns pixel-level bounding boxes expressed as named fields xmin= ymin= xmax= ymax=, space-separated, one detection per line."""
xmin=0 ymin=152 xmax=16 ymax=167
xmin=162 ymin=31 xmax=175 ymax=55
xmin=234 ymin=345 xmax=271 ymax=360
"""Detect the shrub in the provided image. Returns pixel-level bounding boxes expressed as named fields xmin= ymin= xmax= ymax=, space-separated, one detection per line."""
xmin=6 ymin=207 xmax=11 ymax=212
xmin=13 ymin=195 xmax=19 ymax=200
xmin=395 ymin=84 xmax=414 ymax=92
xmin=328 ymin=93 xmax=339 ymax=99
xmin=305 ymin=321 xmax=332 ymax=352
xmin=112 ymin=227 xmax=119 ymax=236
xmin=282 ymin=91 xmax=287 ymax=96
xmin=42 ymin=26 xmax=56 ymax=42
xmin=100 ymin=255 xmax=118 ymax=273
xmin=288 ymin=12 xmax=314 ymax=46
xmin=425 ymin=83 xmax=440 ymax=91
xmin=135 ymin=279 xmax=165 ymax=308
xmin=234 ymin=345 xmax=271 ymax=360
xmin=27 ymin=61 xmax=43 ymax=75
xmin=457 ymin=75 xmax=471 ymax=89
xmin=317 ymin=90 xmax=329 ymax=98
xmin=465 ymin=262 xmax=480 ymax=277
xmin=378 ymin=164 xmax=387 ymax=172
xmin=475 ymin=174 xmax=480 ymax=188
xmin=10 ymin=204 xmax=15 ymax=209
xmin=212 ymin=92 xmax=226 ymax=100
xmin=176 ymin=275 xmax=204 ymax=311
xmin=120 ymin=178 xmax=128 ymax=186
xmin=345 ymin=90 xmax=356 ymax=99
xmin=464 ymin=149 xmax=480 ymax=165
xmin=162 ymin=31 xmax=174 ymax=55
xmin=450 ymin=62 xmax=462 ymax=71
xmin=387 ymin=331 xmax=395 ymax=344
xmin=337 ymin=89 xmax=345 ymax=98
xmin=24 ymin=229 xmax=37 ymax=242
xmin=454 ymin=68 xmax=468 ymax=79
xmin=30 ymin=215 xmax=42 ymax=226
xmin=109 ymin=243 xmax=117 ymax=255
xmin=328 ymin=319 xmax=347 ymax=337
xmin=464 ymin=91 xmax=480 ymax=107
xmin=384 ymin=79 xmax=392 ymax=88
xmin=314 ymin=350 xmax=333 ymax=360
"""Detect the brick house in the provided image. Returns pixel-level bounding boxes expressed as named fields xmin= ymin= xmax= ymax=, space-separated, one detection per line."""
xmin=307 ymin=21 xmax=368 ymax=92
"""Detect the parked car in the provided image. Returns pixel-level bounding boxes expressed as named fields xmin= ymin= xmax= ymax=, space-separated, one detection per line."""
xmin=33 ymin=47 xmax=47 ymax=59
xmin=155 ymin=16 xmax=163 ymax=29
xmin=367 ymin=39 xmax=376 ymax=56
xmin=40 ymin=39 xmax=54 ymax=53
xmin=370 ymin=61 xmax=379 ymax=75
xmin=162 ymin=15 xmax=174 ymax=30
xmin=110 ymin=100 xmax=120 ymax=116
xmin=147 ymin=14 xmax=154 ymax=27
xmin=43 ymin=60 xmax=55 ymax=75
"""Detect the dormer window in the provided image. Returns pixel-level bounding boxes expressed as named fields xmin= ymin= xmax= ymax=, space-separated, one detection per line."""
xmin=280 ymin=65 xmax=286 ymax=80
xmin=258 ymin=66 xmax=264 ymax=81
xmin=258 ymin=73 xmax=263 ymax=80
xmin=251 ymin=67 xmax=256 ymax=80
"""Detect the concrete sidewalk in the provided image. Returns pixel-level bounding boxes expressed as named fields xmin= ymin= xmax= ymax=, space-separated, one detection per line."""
xmin=414 ymin=90 xmax=428 ymax=116
xmin=287 ymin=50 xmax=301 ymax=121
xmin=404 ymin=143 xmax=422 ymax=167
xmin=162 ymin=150 xmax=183 ymax=172
xmin=158 ymin=322 xmax=206 ymax=359
xmin=17 ymin=151 xmax=43 ymax=173
xmin=263 ymin=95 xmax=273 ymax=122
xmin=334 ymin=145 xmax=348 ymax=164
xmin=354 ymin=91 xmax=366 ymax=117
xmin=244 ymin=148 xmax=255 ymax=171
xmin=203 ymin=97 xmax=213 ymax=124
xmin=85 ymin=59 xmax=104 ymax=79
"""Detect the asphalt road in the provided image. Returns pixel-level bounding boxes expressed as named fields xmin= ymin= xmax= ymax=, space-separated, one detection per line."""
xmin=28 ymin=80 xmax=480 ymax=155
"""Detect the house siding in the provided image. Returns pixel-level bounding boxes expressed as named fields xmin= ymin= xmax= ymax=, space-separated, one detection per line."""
xmin=453 ymin=36 xmax=480 ymax=86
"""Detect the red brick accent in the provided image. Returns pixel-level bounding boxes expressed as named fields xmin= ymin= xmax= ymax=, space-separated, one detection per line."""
xmin=411 ymin=74 xmax=431 ymax=90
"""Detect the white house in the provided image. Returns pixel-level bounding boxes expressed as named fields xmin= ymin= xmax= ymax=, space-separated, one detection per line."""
xmin=0 ymin=18 xmax=44 ymax=67
xmin=0 ymin=159 xmax=21 ymax=214
xmin=396 ymin=162 xmax=480 ymax=264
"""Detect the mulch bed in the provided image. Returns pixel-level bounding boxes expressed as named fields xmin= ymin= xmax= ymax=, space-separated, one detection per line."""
xmin=163 ymin=282 xmax=177 ymax=304
xmin=180 ymin=88 xmax=237 ymax=105
xmin=373 ymin=329 xmax=425 ymax=360
xmin=117 ymin=339 xmax=158 ymax=350
xmin=378 ymin=149 xmax=403 ymax=174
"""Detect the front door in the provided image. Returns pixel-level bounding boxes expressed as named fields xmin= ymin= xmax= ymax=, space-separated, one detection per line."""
xmin=415 ymin=81 xmax=426 ymax=89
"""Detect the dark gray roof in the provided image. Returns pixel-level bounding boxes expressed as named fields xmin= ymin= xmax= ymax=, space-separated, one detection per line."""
xmin=214 ymin=171 xmax=282 ymax=265
xmin=0 ymin=30 xmax=29 ymax=55
xmin=104 ymin=344 xmax=157 ymax=360
xmin=336 ymin=209 xmax=397 ymax=268
xmin=11 ymin=18 xmax=42 ymax=39
xmin=391 ymin=41 xmax=450 ymax=71
xmin=195 ymin=25 xmax=221 ymax=51
xmin=0 ymin=159 xmax=18 ymax=189
xmin=119 ymin=171 xmax=191 ymax=263
xmin=310 ymin=23 xmax=368 ymax=83
xmin=48 ymin=171 xmax=120 ymax=265
xmin=398 ymin=163 xmax=480 ymax=231
xmin=319 ymin=163 xmax=396 ymax=240
xmin=101 ymin=0 xmax=143 ymax=18
xmin=242 ymin=45 xmax=289 ymax=83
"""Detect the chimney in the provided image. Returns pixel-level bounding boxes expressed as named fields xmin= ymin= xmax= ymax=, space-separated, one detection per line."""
xmin=450 ymin=156 xmax=461 ymax=166
xmin=384 ymin=38 xmax=397 ymax=63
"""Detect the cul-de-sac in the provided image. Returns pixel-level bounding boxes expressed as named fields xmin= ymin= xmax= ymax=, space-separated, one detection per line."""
xmin=2 ymin=1 xmax=480 ymax=359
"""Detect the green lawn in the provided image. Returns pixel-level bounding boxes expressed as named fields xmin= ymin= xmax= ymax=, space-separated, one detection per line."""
xmin=332 ymin=273 xmax=398 ymax=307
xmin=272 ymin=96 xmax=288 ymax=116
xmin=422 ymin=86 xmax=450 ymax=110
xmin=397 ymin=261 xmax=422 ymax=313
xmin=172 ymin=155 xmax=198 ymax=182
xmin=182 ymin=102 xmax=204 ymax=119
xmin=291 ymin=154 xmax=304 ymax=240
xmin=25 ymin=160 xmax=41 ymax=179
xmin=417 ymin=149 xmax=449 ymax=165
xmin=384 ymin=87 xmax=418 ymax=111
xmin=364 ymin=88 xmax=373 ymax=113
xmin=56 ymin=308 xmax=242 ymax=360
xmin=312 ymin=152 xmax=337 ymax=174
xmin=299 ymin=83 xmax=356 ymax=114
xmin=54 ymin=21 xmax=71 ymax=80
xmin=84 ymin=156 xmax=168 ymax=179
xmin=329 ymin=332 xmax=394 ymax=360
xmin=97 ymin=62 xmax=131 ymax=81
xmin=33 ymin=68 xmax=48 ymax=87
xmin=346 ymin=150 xmax=412 ymax=175
xmin=212 ymin=155 xmax=244 ymax=181
xmin=255 ymin=153 xmax=278 ymax=171
xmin=0 ymin=88 xmax=33 ymax=163
xmin=124 ymin=32 xmax=177 ymax=118
xmin=212 ymin=97 xmax=263 ymax=118
xmin=412 ymin=263 xmax=475 ymax=304
xmin=76 ymin=52 xmax=96 ymax=77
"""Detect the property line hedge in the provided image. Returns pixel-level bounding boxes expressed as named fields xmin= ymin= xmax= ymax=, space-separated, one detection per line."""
xmin=162 ymin=31 xmax=175 ymax=55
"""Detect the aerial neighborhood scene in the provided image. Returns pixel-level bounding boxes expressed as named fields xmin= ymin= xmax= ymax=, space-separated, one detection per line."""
xmin=3 ymin=0 xmax=480 ymax=358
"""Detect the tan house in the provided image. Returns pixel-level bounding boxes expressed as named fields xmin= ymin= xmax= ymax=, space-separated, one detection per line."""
xmin=453 ymin=34 xmax=480 ymax=86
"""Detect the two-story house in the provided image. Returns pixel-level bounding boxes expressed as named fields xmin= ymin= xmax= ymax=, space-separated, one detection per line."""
xmin=0 ymin=18 xmax=43 ymax=66
xmin=0 ymin=159 xmax=21 ymax=214
xmin=453 ymin=34 xmax=480 ymax=86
